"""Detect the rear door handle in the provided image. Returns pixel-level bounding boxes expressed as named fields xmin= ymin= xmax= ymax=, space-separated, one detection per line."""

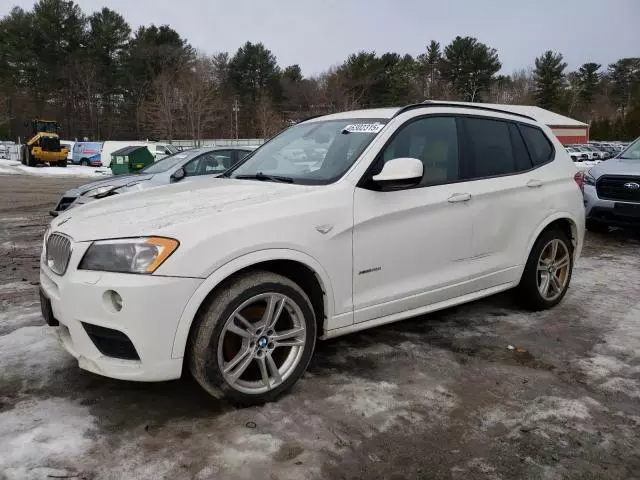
xmin=527 ymin=179 xmax=543 ymax=188
xmin=448 ymin=193 xmax=471 ymax=203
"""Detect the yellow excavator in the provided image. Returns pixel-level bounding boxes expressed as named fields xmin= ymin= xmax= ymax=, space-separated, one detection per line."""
xmin=21 ymin=119 xmax=69 ymax=167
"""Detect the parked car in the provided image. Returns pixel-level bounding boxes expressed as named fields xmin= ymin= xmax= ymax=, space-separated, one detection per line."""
xmin=72 ymin=141 xmax=103 ymax=166
xmin=571 ymin=145 xmax=600 ymax=160
xmin=40 ymin=102 xmax=585 ymax=404
xmin=50 ymin=146 xmax=256 ymax=215
xmin=583 ymin=136 xmax=640 ymax=232
xmin=100 ymin=141 xmax=179 ymax=167
xmin=565 ymin=146 xmax=588 ymax=162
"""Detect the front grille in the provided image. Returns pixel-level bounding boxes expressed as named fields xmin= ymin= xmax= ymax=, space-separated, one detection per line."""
xmin=46 ymin=233 xmax=72 ymax=275
xmin=56 ymin=196 xmax=76 ymax=211
xmin=82 ymin=323 xmax=140 ymax=360
xmin=596 ymin=176 xmax=640 ymax=202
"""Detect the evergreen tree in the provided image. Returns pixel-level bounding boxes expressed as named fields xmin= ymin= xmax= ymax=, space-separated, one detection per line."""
xmin=440 ymin=36 xmax=501 ymax=102
xmin=577 ymin=62 xmax=601 ymax=108
xmin=533 ymin=51 xmax=567 ymax=110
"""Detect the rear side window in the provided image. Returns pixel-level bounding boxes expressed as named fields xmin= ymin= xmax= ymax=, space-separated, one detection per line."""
xmin=461 ymin=117 xmax=527 ymax=178
xmin=520 ymin=125 xmax=554 ymax=166
xmin=509 ymin=124 xmax=533 ymax=171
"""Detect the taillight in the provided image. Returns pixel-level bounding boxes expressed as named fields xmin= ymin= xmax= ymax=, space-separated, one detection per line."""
xmin=574 ymin=171 xmax=584 ymax=193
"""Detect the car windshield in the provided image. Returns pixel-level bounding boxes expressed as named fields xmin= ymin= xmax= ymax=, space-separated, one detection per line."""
xmin=226 ymin=118 xmax=387 ymax=184
xmin=618 ymin=137 xmax=640 ymax=160
xmin=140 ymin=150 xmax=195 ymax=174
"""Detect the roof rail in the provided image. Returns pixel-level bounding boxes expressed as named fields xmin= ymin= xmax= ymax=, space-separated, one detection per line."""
xmin=392 ymin=101 xmax=536 ymax=122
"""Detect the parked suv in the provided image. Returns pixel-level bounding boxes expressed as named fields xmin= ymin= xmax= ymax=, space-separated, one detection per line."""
xmin=40 ymin=102 xmax=585 ymax=404
xmin=583 ymin=136 xmax=640 ymax=232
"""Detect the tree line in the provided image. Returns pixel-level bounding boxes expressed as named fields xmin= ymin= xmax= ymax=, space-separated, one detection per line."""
xmin=1 ymin=0 xmax=639 ymax=142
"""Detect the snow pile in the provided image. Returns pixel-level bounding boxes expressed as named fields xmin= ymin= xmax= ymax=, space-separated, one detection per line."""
xmin=0 ymin=159 xmax=111 ymax=178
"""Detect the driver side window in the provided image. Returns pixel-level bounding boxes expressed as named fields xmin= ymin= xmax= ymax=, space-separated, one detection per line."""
xmin=380 ymin=116 xmax=459 ymax=187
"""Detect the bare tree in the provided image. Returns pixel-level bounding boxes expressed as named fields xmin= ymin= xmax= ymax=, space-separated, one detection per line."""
xmin=142 ymin=71 xmax=181 ymax=141
xmin=256 ymin=91 xmax=282 ymax=138
xmin=180 ymin=55 xmax=219 ymax=145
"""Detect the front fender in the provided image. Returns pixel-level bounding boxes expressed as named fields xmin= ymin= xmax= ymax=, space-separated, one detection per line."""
xmin=170 ymin=248 xmax=335 ymax=359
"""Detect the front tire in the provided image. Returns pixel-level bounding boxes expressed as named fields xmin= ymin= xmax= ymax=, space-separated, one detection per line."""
xmin=517 ymin=229 xmax=573 ymax=310
xmin=57 ymin=160 xmax=67 ymax=168
xmin=80 ymin=159 xmax=89 ymax=166
xmin=188 ymin=271 xmax=317 ymax=405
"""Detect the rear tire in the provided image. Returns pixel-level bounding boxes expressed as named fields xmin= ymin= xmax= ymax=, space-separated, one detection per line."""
xmin=188 ymin=271 xmax=316 ymax=405
xmin=25 ymin=148 xmax=35 ymax=167
xmin=21 ymin=146 xmax=27 ymax=165
xmin=80 ymin=159 xmax=89 ymax=166
xmin=586 ymin=220 xmax=609 ymax=233
xmin=517 ymin=228 xmax=573 ymax=311
xmin=57 ymin=160 xmax=67 ymax=168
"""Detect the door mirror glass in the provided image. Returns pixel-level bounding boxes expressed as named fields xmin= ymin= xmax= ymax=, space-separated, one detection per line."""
xmin=171 ymin=167 xmax=185 ymax=182
xmin=372 ymin=157 xmax=423 ymax=188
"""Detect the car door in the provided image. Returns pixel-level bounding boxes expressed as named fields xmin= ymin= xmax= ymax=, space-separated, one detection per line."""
xmin=352 ymin=115 xmax=475 ymax=323
xmin=456 ymin=116 xmax=551 ymax=286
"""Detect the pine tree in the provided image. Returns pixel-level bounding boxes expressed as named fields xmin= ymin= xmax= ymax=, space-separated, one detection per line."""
xmin=577 ymin=63 xmax=601 ymax=109
xmin=440 ymin=36 xmax=501 ymax=102
xmin=533 ymin=51 xmax=567 ymax=110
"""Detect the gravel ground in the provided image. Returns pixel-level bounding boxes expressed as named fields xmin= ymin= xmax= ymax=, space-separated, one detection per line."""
xmin=1 ymin=174 xmax=639 ymax=480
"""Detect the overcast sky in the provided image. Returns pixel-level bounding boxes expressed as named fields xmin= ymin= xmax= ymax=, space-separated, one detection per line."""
xmin=3 ymin=0 xmax=639 ymax=76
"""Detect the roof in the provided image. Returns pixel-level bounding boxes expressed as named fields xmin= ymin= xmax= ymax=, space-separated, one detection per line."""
xmin=111 ymin=145 xmax=150 ymax=156
xmin=307 ymin=108 xmax=401 ymax=122
xmin=305 ymin=102 xmax=588 ymax=127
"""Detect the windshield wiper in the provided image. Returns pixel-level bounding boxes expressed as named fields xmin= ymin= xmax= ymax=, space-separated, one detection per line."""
xmin=235 ymin=172 xmax=294 ymax=183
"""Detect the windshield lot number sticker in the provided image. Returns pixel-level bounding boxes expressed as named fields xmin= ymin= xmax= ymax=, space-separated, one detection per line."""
xmin=343 ymin=123 xmax=385 ymax=134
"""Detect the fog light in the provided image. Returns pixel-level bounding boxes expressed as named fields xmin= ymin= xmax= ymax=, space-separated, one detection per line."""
xmin=103 ymin=290 xmax=123 ymax=313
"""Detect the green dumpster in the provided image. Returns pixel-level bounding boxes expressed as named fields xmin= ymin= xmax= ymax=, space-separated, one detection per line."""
xmin=110 ymin=146 xmax=154 ymax=175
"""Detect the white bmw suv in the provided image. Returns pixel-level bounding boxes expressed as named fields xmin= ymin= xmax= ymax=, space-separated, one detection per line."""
xmin=40 ymin=102 xmax=585 ymax=404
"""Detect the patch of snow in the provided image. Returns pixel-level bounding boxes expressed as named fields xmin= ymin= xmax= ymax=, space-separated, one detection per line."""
xmin=0 ymin=398 xmax=97 ymax=480
xmin=577 ymin=303 xmax=640 ymax=399
xmin=0 ymin=303 xmax=41 ymax=335
xmin=0 ymin=159 xmax=111 ymax=178
xmin=482 ymin=396 xmax=596 ymax=438
xmin=328 ymin=380 xmax=403 ymax=418
xmin=0 ymin=282 xmax=35 ymax=295
xmin=0 ymin=326 xmax=73 ymax=390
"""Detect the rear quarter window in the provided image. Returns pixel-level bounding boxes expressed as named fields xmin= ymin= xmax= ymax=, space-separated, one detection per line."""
xmin=519 ymin=125 xmax=554 ymax=166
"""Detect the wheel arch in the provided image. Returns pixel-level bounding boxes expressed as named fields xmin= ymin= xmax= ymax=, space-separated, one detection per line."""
xmin=521 ymin=213 xmax=582 ymax=270
xmin=171 ymin=249 xmax=334 ymax=359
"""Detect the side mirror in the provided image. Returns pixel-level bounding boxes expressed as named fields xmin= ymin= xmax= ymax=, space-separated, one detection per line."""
xmin=372 ymin=157 xmax=423 ymax=189
xmin=170 ymin=167 xmax=185 ymax=182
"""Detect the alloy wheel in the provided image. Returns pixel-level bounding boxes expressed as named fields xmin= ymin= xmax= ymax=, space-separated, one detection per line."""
xmin=217 ymin=293 xmax=307 ymax=395
xmin=536 ymin=239 xmax=571 ymax=301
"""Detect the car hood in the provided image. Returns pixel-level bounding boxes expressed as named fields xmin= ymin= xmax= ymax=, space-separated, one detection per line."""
xmin=64 ymin=173 xmax=155 ymax=196
xmin=588 ymin=158 xmax=640 ymax=178
xmin=51 ymin=179 xmax=318 ymax=241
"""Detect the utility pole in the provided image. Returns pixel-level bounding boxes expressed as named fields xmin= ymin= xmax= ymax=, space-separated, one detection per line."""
xmin=232 ymin=98 xmax=240 ymax=140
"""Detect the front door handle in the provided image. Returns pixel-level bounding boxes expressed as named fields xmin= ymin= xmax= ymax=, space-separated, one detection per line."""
xmin=527 ymin=179 xmax=543 ymax=188
xmin=448 ymin=193 xmax=471 ymax=203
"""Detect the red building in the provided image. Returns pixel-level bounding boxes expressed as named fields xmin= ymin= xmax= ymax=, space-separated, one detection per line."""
xmin=443 ymin=102 xmax=589 ymax=145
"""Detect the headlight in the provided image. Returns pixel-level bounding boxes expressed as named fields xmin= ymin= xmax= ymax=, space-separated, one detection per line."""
xmin=79 ymin=237 xmax=179 ymax=274
xmin=84 ymin=185 xmax=116 ymax=198
xmin=584 ymin=171 xmax=596 ymax=186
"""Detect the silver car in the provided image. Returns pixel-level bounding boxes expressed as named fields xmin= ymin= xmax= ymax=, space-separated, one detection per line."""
xmin=583 ymin=137 xmax=640 ymax=231
xmin=50 ymin=146 xmax=257 ymax=216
